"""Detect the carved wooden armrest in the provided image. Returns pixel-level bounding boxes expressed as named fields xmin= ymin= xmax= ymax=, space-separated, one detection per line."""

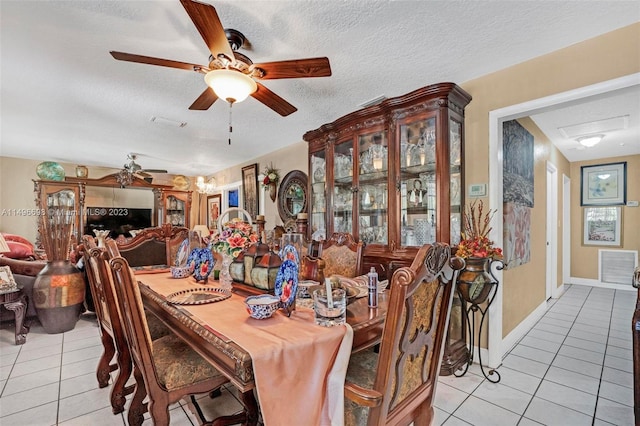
xmin=344 ymin=380 xmax=383 ymax=407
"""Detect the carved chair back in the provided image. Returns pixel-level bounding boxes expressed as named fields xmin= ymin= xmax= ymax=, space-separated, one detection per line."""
xmin=318 ymin=232 xmax=364 ymax=278
xmin=115 ymin=223 xmax=188 ymax=267
xmin=104 ymin=239 xmax=231 ymax=425
xmin=82 ymin=235 xmax=134 ymax=413
xmin=344 ymin=243 xmax=464 ymax=426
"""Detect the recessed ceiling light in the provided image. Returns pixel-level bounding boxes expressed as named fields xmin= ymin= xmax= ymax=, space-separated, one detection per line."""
xmin=576 ymin=134 xmax=604 ymax=147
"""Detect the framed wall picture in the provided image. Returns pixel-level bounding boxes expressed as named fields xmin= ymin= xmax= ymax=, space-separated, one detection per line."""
xmin=583 ymin=206 xmax=622 ymax=246
xmin=242 ymin=163 xmax=259 ymax=220
xmin=207 ymin=194 xmax=222 ymax=230
xmin=0 ymin=266 xmax=17 ymax=290
xmin=580 ymin=161 xmax=626 ymax=206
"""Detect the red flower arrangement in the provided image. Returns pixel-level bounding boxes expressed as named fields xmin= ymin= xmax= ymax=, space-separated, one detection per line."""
xmin=261 ymin=163 xmax=280 ymax=189
xmin=456 ymin=200 xmax=503 ymax=260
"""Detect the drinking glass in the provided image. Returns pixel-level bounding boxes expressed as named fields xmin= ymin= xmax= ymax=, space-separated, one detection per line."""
xmin=313 ymin=288 xmax=346 ymax=327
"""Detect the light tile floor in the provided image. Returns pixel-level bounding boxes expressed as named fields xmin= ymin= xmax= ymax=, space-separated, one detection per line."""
xmin=0 ymin=284 xmax=635 ymax=425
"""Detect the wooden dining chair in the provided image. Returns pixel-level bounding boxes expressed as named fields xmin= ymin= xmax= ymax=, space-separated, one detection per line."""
xmin=104 ymin=239 xmax=236 ymax=426
xmin=82 ymin=235 xmax=171 ymax=415
xmin=115 ymin=223 xmax=189 ymax=268
xmin=344 ymin=242 xmax=464 ymax=426
xmin=318 ymin=232 xmax=364 ymax=278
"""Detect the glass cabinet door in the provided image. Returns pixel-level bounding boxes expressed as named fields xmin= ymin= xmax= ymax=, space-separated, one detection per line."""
xmin=166 ymin=195 xmax=185 ymax=226
xmin=358 ymin=131 xmax=388 ymax=245
xmin=333 ymin=139 xmax=353 ymax=234
xmin=310 ymin=150 xmax=327 ymax=239
xmin=450 ymin=118 xmax=463 ymax=246
xmin=399 ymin=116 xmax=436 ymax=247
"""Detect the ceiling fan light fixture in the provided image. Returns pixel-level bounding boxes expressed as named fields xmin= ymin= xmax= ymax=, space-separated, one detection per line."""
xmin=576 ymin=134 xmax=604 ymax=148
xmin=204 ymin=69 xmax=257 ymax=103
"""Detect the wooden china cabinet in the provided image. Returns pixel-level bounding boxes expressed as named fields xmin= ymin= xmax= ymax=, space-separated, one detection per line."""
xmin=303 ymin=82 xmax=471 ymax=375
xmin=153 ymin=189 xmax=192 ymax=229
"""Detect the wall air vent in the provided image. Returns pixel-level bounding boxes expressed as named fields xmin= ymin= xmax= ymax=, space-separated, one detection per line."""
xmin=599 ymin=249 xmax=637 ymax=286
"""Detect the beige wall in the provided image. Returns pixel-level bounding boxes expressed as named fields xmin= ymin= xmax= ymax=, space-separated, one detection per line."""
xmin=570 ymin=155 xmax=640 ymax=280
xmin=203 ymin=142 xmax=308 ymax=230
xmin=460 ymin=22 xmax=639 ymax=338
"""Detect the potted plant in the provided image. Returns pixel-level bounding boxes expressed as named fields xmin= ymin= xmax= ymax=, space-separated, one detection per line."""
xmin=455 ymin=200 xmax=503 ymax=304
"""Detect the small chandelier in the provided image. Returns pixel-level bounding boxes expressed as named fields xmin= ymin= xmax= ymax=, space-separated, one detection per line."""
xmin=196 ymin=176 xmax=216 ymax=194
xmin=204 ymin=69 xmax=257 ymax=104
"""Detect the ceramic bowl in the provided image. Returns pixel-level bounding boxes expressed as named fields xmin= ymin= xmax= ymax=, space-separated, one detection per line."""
xmin=297 ymin=280 xmax=319 ymax=298
xmin=245 ymin=295 xmax=280 ymax=319
xmin=170 ymin=266 xmax=192 ymax=279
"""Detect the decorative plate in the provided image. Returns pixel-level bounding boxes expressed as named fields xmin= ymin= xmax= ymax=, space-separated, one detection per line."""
xmin=275 ymin=259 xmax=298 ymax=310
xmin=36 ymin=161 xmax=65 ymax=181
xmin=175 ymin=238 xmax=190 ymax=267
xmin=172 ymin=174 xmax=190 ymax=190
xmin=187 ymin=248 xmax=213 ymax=282
xmin=166 ymin=287 xmax=231 ymax=305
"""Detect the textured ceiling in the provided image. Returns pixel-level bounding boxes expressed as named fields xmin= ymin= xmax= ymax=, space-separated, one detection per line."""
xmin=1 ymin=1 xmax=639 ymax=176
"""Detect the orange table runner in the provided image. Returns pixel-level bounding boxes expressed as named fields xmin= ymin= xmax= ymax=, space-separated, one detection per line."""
xmin=138 ymin=273 xmax=351 ymax=426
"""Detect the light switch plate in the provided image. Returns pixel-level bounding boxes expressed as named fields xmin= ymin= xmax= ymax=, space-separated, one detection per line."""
xmin=468 ymin=183 xmax=487 ymax=197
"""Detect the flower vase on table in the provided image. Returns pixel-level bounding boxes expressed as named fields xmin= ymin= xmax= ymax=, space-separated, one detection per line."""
xmin=219 ymin=253 xmax=234 ymax=290
xmin=208 ymin=208 xmax=258 ymax=291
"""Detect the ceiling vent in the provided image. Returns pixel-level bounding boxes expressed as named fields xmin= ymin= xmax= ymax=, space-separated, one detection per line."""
xmin=558 ymin=115 xmax=628 ymax=138
xmin=358 ymin=95 xmax=387 ymax=108
xmin=150 ymin=116 xmax=187 ymax=128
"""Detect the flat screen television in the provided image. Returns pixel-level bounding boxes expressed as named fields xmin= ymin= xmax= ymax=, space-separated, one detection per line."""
xmin=85 ymin=207 xmax=152 ymax=238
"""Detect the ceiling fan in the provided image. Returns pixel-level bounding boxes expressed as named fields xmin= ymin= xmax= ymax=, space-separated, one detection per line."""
xmin=110 ymin=0 xmax=331 ymax=117
xmin=116 ymin=154 xmax=168 ymax=187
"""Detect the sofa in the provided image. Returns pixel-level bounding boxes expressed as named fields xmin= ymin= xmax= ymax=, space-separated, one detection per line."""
xmin=0 ymin=234 xmax=47 ymax=321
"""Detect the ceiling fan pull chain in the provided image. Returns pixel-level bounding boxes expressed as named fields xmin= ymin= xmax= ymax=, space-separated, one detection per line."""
xmin=228 ymin=102 xmax=233 ymax=145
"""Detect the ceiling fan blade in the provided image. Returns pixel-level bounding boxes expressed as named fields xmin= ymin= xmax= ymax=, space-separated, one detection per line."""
xmin=251 ymin=83 xmax=297 ymax=116
xmin=179 ymin=0 xmax=234 ymax=61
xmin=140 ymin=169 xmax=168 ymax=174
xmin=110 ymin=51 xmax=206 ymax=72
xmin=252 ymin=57 xmax=332 ymax=80
xmin=189 ymin=87 xmax=218 ymax=110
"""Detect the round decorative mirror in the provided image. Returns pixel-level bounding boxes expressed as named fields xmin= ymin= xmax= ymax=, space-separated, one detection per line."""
xmin=277 ymin=170 xmax=308 ymax=224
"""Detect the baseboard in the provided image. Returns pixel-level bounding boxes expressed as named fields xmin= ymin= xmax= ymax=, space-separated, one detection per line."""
xmin=501 ymin=300 xmax=549 ymax=358
xmin=552 ymin=283 xmax=566 ymax=299
xmin=569 ymin=276 xmax=635 ymax=292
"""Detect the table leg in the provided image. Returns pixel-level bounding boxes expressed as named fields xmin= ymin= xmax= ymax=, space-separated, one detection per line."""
xmin=5 ymin=295 xmax=29 ymax=345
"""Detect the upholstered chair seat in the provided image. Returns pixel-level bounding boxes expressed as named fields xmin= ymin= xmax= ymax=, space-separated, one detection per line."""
xmin=152 ymin=334 xmax=226 ymax=390
xmin=344 ymin=349 xmax=378 ymax=426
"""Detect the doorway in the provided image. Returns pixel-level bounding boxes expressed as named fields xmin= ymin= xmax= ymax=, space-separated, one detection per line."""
xmin=486 ymin=72 xmax=640 ymax=368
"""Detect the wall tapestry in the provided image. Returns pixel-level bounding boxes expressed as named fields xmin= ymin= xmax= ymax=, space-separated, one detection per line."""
xmin=503 ymin=202 xmax=531 ymax=270
xmin=503 ymin=120 xmax=534 ymax=207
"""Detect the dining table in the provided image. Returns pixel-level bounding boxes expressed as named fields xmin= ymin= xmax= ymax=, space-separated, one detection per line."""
xmin=136 ymin=272 xmax=388 ymax=426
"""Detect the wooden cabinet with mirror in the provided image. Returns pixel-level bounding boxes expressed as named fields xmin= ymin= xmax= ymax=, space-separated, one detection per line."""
xmin=304 ymin=82 xmax=470 ymax=276
xmin=34 ymin=173 xmax=188 ymax=246
xmin=304 ymin=83 xmax=471 ymax=376
xmin=154 ymin=189 xmax=192 ymax=229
